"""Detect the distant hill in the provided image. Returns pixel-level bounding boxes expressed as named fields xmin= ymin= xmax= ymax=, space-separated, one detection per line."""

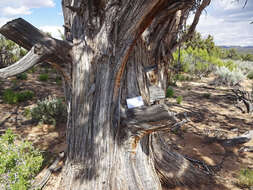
xmin=219 ymin=45 xmax=253 ymax=54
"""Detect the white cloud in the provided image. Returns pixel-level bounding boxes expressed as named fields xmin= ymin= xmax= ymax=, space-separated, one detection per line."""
xmin=2 ymin=6 xmax=31 ymax=16
xmin=187 ymin=0 xmax=253 ymax=46
xmin=212 ymin=0 xmax=239 ymax=10
xmin=39 ymin=25 xmax=64 ymax=40
xmin=0 ymin=0 xmax=55 ymax=17
xmin=0 ymin=17 xmax=14 ymax=27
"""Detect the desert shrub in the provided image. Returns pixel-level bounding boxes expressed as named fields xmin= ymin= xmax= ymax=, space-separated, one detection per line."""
xmin=16 ymin=73 xmax=27 ymax=80
xmin=166 ymin=87 xmax=174 ymax=98
xmin=223 ymin=60 xmax=237 ymax=71
xmin=247 ymin=71 xmax=253 ymax=80
xmin=237 ymin=169 xmax=253 ymax=188
xmin=55 ymin=76 xmax=62 ymax=85
xmin=27 ymin=67 xmax=36 ymax=74
xmin=0 ymin=129 xmax=43 ymax=190
xmin=203 ymin=93 xmax=211 ymax=99
xmin=176 ymin=96 xmax=183 ymax=104
xmin=3 ymin=89 xmax=34 ymax=104
xmin=38 ymin=74 xmax=48 ymax=82
xmin=214 ymin=66 xmax=246 ymax=86
xmin=31 ymin=96 xmax=67 ymax=125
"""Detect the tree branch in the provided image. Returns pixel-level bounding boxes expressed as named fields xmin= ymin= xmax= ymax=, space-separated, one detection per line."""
xmin=171 ymin=0 xmax=211 ymax=52
xmin=0 ymin=18 xmax=72 ymax=65
xmin=0 ymin=45 xmax=49 ymax=78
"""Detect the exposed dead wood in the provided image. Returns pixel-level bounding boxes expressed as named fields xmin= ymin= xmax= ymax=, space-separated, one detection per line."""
xmin=0 ymin=18 xmax=72 ymax=82
xmin=232 ymin=88 xmax=253 ymax=113
xmin=0 ymin=46 xmax=49 ymax=78
xmin=32 ymin=152 xmax=65 ymax=190
xmin=0 ymin=18 xmax=72 ymax=64
xmin=172 ymin=0 xmax=211 ymax=52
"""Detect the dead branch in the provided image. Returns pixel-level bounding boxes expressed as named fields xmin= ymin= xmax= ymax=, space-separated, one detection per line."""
xmin=232 ymin=88 xmax=253 ymax=113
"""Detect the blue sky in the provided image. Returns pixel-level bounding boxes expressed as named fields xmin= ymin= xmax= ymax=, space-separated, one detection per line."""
xmin=0 ymin=0 xmax=252 ymax=46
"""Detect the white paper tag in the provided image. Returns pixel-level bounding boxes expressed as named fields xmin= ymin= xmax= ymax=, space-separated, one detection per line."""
xmin=126 ymin=96 xmax=144 ymax=109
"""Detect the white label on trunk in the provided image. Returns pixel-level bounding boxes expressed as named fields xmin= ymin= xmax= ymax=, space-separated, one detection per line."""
xmin=126 ymin=96 xmax=144 ymax=109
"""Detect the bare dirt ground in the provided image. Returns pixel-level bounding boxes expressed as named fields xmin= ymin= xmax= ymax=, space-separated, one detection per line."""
xmin=0 ymin=73 xmax=252 ymax=190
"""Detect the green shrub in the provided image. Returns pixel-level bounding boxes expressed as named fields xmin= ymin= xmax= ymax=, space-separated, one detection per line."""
xmin=16 ymin=90 xmax=34 ymax=102
xmin=166 ymin=87 xmax=174 ymax=98
xmin=55 ymin=76 xmax=62 ymax=85
xmin=247 ymin=71 xmax=253 ymax=80
xmin=0 ymin=129 xmax=43 ymax=190
xmin=237 ymin=169 xmax=253 ymax=188
xmin=23 ymin=108 xmax=31 ymax=119
xmin=31 ymin=96 xmax=67 ymax=126
xmin=203 ymin=93 xmax=211 ymax=99
xmin=176 ymin=96 xmax=183 ymax=104
xmin=16 ymin=73 xmax=27 ymax=80
xmin=27 ymin=67 xmax=36 ymax=74
xmin=3 ymin=89 xmax=34 ymax=104
xmin=38 ymin=74 xmax=49 ymax=82
xmin=3 ymin=89 xmax=17 ymax=104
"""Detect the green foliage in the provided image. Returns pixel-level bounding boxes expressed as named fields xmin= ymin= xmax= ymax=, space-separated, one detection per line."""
xmin=23 ymin=108 xmax=31 ymax=119
xmin=0 ymin=35 xmax=27 ymax=68
xmin=3 ymin=89 xmax=34 ymax=104
xmin=237 ymin=169 xmax=253 ymax=188
xmin=203 ymin=93 xmax=211 ymax=99
xmin=16 ymin=73 xmax=27 ymax=80
xmin=247 ymin=71 xmax=253 ymax=80
xmin=166 ymin=87 xmax=174 ymax=98
xmin=31 ymin=96 xmax=67 ymax=126
xmin=27 ymin=67 xmax=36 ymax=74
xmin=38 ymin=74 xmax=49 ymax=82
xmin=55 ymin=76 xmax=62 ymax=85
xmin=241 ymin=53 xmax=253 ymax=61
xmin=176 ymin=96 xmax=183 ymax=104
xmin=0 ymin=129 xmax=43 ymax=190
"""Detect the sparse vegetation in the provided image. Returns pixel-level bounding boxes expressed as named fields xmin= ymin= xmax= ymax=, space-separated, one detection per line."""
xmin=27 ymin=67 xmax=37 ymax=74
xmin=30 ymin=96 xmax=67 ymax=126
xmin=214 ymin=66 xmax=246 ymax=86
xmin=247 ymin=71 xmax=253 ymax=80
xmin=203 ymin=93 xmax=211 ymax=99
xmin=16 ymin=73 xmax=27 ymax=80
xmin=2 ymin=89 xmax=34 ymax=104
xmin=38 ymin=73 xmax=49 ymax=82
xmin=55 ymin=76 xmax=62 ymax=85
xmin=166 ymin=86 xmax=174 ymax=98
xmin=176 ymin=95 xmax=183 ymax=104
xmin=237 ymin=169 xmax=253 ymax=188
xmin=0 ymin=129 xmax=43 ymax=190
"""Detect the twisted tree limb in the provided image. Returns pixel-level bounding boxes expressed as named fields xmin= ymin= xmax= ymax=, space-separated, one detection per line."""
xmin=0 ymin=18 xmax=72 ymax=82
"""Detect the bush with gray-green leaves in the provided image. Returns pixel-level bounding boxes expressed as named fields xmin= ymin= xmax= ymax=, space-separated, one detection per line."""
xmin=30 ymin=96 xmax=67 ymax=126
xmin=214 ymin=66 xmax=246 ymax=86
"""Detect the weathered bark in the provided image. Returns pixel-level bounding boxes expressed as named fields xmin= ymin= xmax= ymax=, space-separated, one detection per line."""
xmin=0 ymin=1 xmax=213 ymax=189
